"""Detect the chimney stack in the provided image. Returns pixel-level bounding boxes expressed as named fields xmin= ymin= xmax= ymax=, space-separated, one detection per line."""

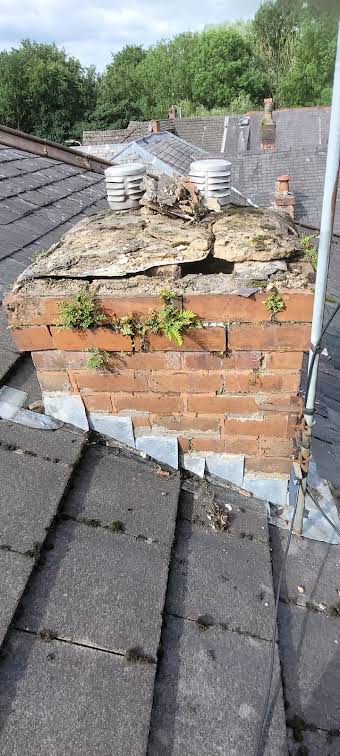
xmin=272 ymin=175 xmax=295 ymax=219
xmin=169 ymin=105 xmax=177 ymax=119
xmin=261 ymin=97 xmax=276 ymax=151
xmin=149 ymin=120 xmax=161 ymax=133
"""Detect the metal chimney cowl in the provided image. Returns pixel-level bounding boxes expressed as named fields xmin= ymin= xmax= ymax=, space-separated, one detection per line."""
xmin=104 ymin=162 xmax=146 ymax=210
xmin=189 ymin=159 xmax=232 ymax=208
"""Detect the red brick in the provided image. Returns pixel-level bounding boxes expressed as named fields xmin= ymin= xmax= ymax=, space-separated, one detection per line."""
xmin=183 ymin=290 xmax=313 ymax=323
xmin=220 ymin=371 xmax=301 ymax=394
xmin=112 ymin=352 xmax=181 ymax=371
xmin=51 ymin=327 xmax=132 ymax=352
xmin=148 ymin=371 xmax=222 ymax=394
xmin=187 ymin=394 xmax=258 ymax=414
xmin=245 ymin=456 xmax=292 ymax=474
xmin=254 ymin=394 xmax=301 ymax=412
xmin=151 ymin=414 xmax=221 ymax=433
xmin=11 ymin=326 xmax=54 ymax=352
xmin=131 ymin=414 xmax=151 ymax=429
xmin=265 ymin=352 xmax=304 ymax=370
xmin=111 ymin=394 xmax=183 ymax=414
xmin=178 ymin=437 xmax=191 ymax=453
xmin=191 ymin=436 xmax=259 ymax=455
xmin=140 ymin=327 xmax=226 ymax=352
xmin=228 ymin=324 xmax=310 ymax=351
xmin=258 ymin=437 xmax=294 ymax=457
xmin=82 ymin=393 xmax=113 ymax=413
xmin=98 ymin=296 xmax=182 ymax=319
xmin=223 ymin=413 xmax=289 ymax=437
xmin=181 ymin=351 xmax=261 ymax=371
xmin=36 ymin=370 xmax=71 ymax=392
xmin=32 ymin=350 xmax=89 ymax=371
xmin=72 ymin=370 xmax=147 ymax=393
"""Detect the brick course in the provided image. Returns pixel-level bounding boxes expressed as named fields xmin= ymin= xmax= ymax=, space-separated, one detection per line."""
xmin=3 ymin=288 xmax=312 ymax=476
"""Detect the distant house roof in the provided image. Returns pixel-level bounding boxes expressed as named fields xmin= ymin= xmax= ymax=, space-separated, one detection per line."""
xmin=83 ymin=115 xmax=226 ymax=154
xmin=0 ymin=126 xmax=108 ymax=300
xmin=82 ymin=132 xmax=208 ymax=177
xmin=222 ymin=106 xmax=331 ymax=158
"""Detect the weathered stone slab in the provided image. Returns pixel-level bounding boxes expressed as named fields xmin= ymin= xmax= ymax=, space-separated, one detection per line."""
xmin=0 ymin=446 xmax=72 ymax=552
xmin=27 ymin=209 xmax=212 ymax=279
xmin=148 ymin=615 xmax=287 ymax=756
xmin=18 ymin=520 xmax=171 ymax=657
xmin=64 ymin=445 xmax=180 ymax=545
xmin=278 ymin=602 xmax=340 ymax=731
xmin=270 ymin=525 xmax=340 ymax=609
xmin=0 ymin=418 xmax=85 ymax=465
xmin=166 ymin=520 xmax=274 ymax=640
xmin=0 ymin=630 xmax=155 ymax=756
xmin=0 ymin=551 xmax=34 ymax=646
xmin=213 ymin=206 xmax=300 ymax=262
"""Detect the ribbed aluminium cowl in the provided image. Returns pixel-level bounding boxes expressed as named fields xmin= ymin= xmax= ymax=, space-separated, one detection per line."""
xmin=189 ymin=159 xmax=232 ymax=207
xmin=104 ymin=162 xmax=146 ymax=210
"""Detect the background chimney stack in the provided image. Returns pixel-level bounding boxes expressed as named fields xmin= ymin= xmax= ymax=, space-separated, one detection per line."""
xmin=169 ymin=105 xmax=177 ymax=119
xmin=149 ymin=120 xmax=161 ymax=133
xmin=272 ymin=174 xmax=295 ymax=218
xmin=261 ymin=97 xmax=276 ymax=150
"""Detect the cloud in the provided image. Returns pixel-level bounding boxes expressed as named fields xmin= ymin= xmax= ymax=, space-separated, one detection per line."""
xmin=0 ymin=0 xmax=261 ymax=70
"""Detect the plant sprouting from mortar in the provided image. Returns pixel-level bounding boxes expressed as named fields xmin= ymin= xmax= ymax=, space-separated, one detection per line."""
xmin=58 ymin=289 xmax=106 ymax=330
xmin=86 ymin=348 xmax=110 ymax=370
xmin=301 ymin=234 xmax=318 ymax=272
xmin=112 ymin=289 xmax=201 ymax=348
xmin=263 ymin=288 xmax=285 ymax=320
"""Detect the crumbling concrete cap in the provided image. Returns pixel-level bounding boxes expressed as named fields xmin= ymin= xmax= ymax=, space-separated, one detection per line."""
xmin=212 ymin=206 xmax=301 ymax=263
xmin=26 ymin=209 xmax=213 ymax=279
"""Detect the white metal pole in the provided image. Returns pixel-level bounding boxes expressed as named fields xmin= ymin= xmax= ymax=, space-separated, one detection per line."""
xmin=304 ymin=21 xmax=340 ymax=425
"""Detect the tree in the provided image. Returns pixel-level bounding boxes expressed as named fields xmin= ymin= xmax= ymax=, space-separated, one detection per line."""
xmin=252 ymin=0 xmax=306 ymax=94
xmin=191 ymin=28 xmax=267 ymax=110
xmin=91 ymin=45 xmax=147 ymax=129
xmin=276 ymin=17 xmax=337 ymax=106
xmin=136 ymin=33 xmax=197 ymax=118
xmin=0 ymin=40 xmax=97 ymax=141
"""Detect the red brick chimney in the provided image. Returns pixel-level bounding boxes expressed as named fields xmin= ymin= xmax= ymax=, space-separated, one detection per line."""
xmin=168 ymin=105 xmax=177 ymax=119
xmin=149 ymin=120 xmax=161 ymax=133
xmin=272 ymin=175 xmax=295 ymax=219
xmin=261 ymin=97 xmax=276 ymax=151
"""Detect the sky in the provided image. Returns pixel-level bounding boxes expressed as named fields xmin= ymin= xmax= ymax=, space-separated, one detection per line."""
xmin=0 ymin=0 xmax=262 ymax=71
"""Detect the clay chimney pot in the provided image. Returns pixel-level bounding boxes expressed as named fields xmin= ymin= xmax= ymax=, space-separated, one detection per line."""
xmin=276 ymin=175 xmax=290 ymax=193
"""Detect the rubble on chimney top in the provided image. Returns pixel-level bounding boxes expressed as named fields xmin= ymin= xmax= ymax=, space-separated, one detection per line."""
xmin=14 ymin=174 xmax=312 ymax=299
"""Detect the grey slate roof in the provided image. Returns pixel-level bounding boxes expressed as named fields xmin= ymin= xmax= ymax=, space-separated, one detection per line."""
xmin=119 ymin=132 xmax=208 ymax=175
xmin=223 ymin=106 xmax=330 ymax=157
xmin=0 ymin=142 xmax=107 ymax=300
xmin=229 ymin=148 xmax=340 ymax=235
xmin=83 ymin=115 xmax=226 ymax=153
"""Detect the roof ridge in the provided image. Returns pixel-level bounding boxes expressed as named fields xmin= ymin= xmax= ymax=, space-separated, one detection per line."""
xmin=0 ymin=125 xmax=112 ymax=174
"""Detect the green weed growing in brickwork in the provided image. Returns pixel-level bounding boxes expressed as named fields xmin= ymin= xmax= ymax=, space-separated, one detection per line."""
xmin=263 ymin=289 xmax=285 ymax=320
xmin=86 ymin=348 xmax=110 ymax=370
xmin=58 ymin=289 xmax=106 ymax=330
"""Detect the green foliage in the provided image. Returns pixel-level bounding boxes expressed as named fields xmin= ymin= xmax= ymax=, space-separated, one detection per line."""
xmin=112 ymin=289 xmax=201 ymax=348
xmin=263 ymin=289 xmax=285 ymax=319
xmin=58 ymin=289 xmax=106 ymax=330
xmin=302 ymin=235 xmax=318 ymax=271
xmin=0 ymin=40 xmax=97 ymax=141
xmin=153 ymin=289 xmax=201 ymax=346
xmin=86 ymin=348 xmax=110 ymax=370
xmin=0 ymin=2 xmax=337 ymax=140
